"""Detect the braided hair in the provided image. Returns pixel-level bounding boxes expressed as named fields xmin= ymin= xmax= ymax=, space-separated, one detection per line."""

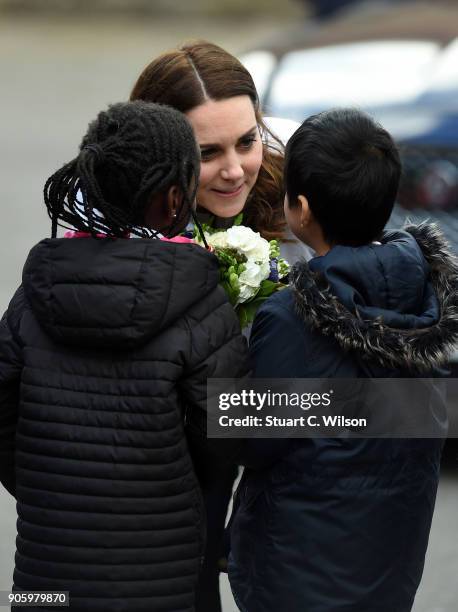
xmin=44 ymin=101 xmax=201 ymax=239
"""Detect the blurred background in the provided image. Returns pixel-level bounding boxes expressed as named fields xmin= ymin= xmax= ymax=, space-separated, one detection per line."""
xmin=0 ymin=1 xmax=457 ymax=610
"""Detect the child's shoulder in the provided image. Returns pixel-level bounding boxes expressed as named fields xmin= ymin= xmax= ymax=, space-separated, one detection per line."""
xmin=253 ymin=286 xmax=309 ymax=340
xmin=259 ymin=286 xmax=296 ymax=318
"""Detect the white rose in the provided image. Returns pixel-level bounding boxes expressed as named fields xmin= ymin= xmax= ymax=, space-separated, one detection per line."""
xmin=226 ymin=226 xmax=270 ymax=263
xmin=206 ymin=231 xmax=229 ymax=249
xmin=237 ymin=283 xmax=258 ymax=304
xmin=246 ymin=239 xmax=270 ymax=263
xmin=239 ymin=261 xmax=270 ymax=288
xmin=226 ymin=225 xmax=257 ymax=251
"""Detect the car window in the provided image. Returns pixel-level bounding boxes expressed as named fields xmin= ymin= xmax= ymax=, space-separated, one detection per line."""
xmin=421 ymin=37 xmax=458 ymax=101
xmin=268 ymin=41 xmax=440 ymax=119
xmin=239 ymin=51 xmax=277 ymax=102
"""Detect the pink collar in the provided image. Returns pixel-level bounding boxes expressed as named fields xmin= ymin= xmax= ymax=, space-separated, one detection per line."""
xmin=64 ymin=230 xmax=195 ymax=244
xmin=64 ymin=230 xmax=111 ymax=239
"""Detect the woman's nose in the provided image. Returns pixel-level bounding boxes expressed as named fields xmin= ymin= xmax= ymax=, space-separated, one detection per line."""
xmin=220 ymin=153 xmax=244 ymax=182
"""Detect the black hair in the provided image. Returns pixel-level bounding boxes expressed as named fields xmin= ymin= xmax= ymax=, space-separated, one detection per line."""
xmin=284 ymin=108 xmax=402 ymax=246
xmin=44 ymin=101 xmax=201 ymax=239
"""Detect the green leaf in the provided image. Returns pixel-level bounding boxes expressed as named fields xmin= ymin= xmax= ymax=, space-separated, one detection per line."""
xmin=233 ymin=213 xmax=244 ymax=226
xmin=257 ymin=279 xmax=279 ymax=297
xmin=221 ymin=280 xmax=239 ymax=306
xmin=229 ymin=272 xmax=240 ymax=291
xmin=236 ymin=300 xmax=262 ymax=328
xmin=269 ymin=239 xmax=280 ymax=259
xmin=234 ymin=280 xmax=291 ymax=328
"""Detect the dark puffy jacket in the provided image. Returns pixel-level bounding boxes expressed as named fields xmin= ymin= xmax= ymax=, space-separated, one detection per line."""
xmin=229 ymin=224 xmax=458 ymax=612
xmin=0 ymin=237 xmax=248 ymax=612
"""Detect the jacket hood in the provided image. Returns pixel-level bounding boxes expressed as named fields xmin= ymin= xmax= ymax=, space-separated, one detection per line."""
xmin=23 ymin=238 xmax=219 ymax=349
xmin=291 ymin=223 xmax=458 ymax=372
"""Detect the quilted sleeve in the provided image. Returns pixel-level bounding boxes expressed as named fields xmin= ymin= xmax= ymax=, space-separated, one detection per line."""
xmin=179 ymin=288 xmax=250 ymax=477
xmin=0 ymin=287 xmax=25 ymax=497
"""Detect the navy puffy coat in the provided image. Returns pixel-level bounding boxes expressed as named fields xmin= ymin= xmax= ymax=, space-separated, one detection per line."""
xmin=229 ymin=225 xmax=458 ymax=612
xmin=0 ymin=237 xmax=248 ymax=611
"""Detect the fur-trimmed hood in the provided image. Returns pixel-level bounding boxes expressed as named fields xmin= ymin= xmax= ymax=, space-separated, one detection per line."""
xmin=291 ymin=223 xmax=458 ymax=372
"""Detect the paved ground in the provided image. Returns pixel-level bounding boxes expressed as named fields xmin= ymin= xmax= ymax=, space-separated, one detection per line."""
xmin=0 ymin=14 xmax=457 ymax=611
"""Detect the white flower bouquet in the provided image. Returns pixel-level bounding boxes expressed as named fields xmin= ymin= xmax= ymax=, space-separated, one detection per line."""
xmin=195 ymin=217 xmax=289 ymax=328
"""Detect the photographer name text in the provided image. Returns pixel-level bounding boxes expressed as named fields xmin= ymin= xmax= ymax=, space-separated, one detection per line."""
xmin=218 ymin=415 xmax=367 ymax=428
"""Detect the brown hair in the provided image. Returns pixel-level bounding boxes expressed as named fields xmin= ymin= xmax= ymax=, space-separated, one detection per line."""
xmin=130 ymin=40 xmax=286 ymax=240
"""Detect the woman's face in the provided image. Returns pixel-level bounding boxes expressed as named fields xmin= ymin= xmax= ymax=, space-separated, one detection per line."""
xmin=186 ymin=95 xmax=263 ymax=218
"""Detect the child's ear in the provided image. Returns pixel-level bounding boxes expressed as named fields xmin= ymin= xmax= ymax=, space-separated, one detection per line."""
xmin=297 ymin=195 xmax=312 ymax=227
xmin=166 ymin=186 xmax=183 ymax=219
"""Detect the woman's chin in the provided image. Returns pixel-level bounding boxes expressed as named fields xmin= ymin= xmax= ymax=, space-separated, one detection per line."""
xmin=198 ymin=199 xmax=245 ymax=219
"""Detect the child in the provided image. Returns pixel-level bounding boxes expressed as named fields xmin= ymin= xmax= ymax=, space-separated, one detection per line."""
xmin=229 ymin=108 xmax=458 ymax=612
xmin=0 ymin=101 xmax=248 ymax=611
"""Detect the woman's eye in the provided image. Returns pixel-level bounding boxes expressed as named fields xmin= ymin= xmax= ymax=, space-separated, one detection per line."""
xmin=200 ymin=136 xmax=256 ymax=160
xmin=200 ymin=148 xmax=217 ymax=161
xmin=239 ymin=137 xmax=256 ymax=149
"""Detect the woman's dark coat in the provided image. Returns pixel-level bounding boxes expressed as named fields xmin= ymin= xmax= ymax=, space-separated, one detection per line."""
xmin=0 ymin=237 xmax=248 ymax=612
xmin=229 ymin=224 xmax=458 ymax=612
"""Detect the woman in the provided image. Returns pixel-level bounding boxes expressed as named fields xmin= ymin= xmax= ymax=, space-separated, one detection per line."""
xmin=130 ymin=40 xmax=312 ymax=612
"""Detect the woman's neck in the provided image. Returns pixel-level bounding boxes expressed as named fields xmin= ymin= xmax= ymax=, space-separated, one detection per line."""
xmin=196 ymin=208 xmax=236 ymax=230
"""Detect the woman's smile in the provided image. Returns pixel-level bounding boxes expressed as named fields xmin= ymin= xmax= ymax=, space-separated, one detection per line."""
xmin=211 ymin=184 xmax=244 ymax=198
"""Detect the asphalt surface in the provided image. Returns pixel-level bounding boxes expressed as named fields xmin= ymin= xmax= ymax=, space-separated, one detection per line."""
xmin=0 ymin=14 xmax=457 ymax=611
